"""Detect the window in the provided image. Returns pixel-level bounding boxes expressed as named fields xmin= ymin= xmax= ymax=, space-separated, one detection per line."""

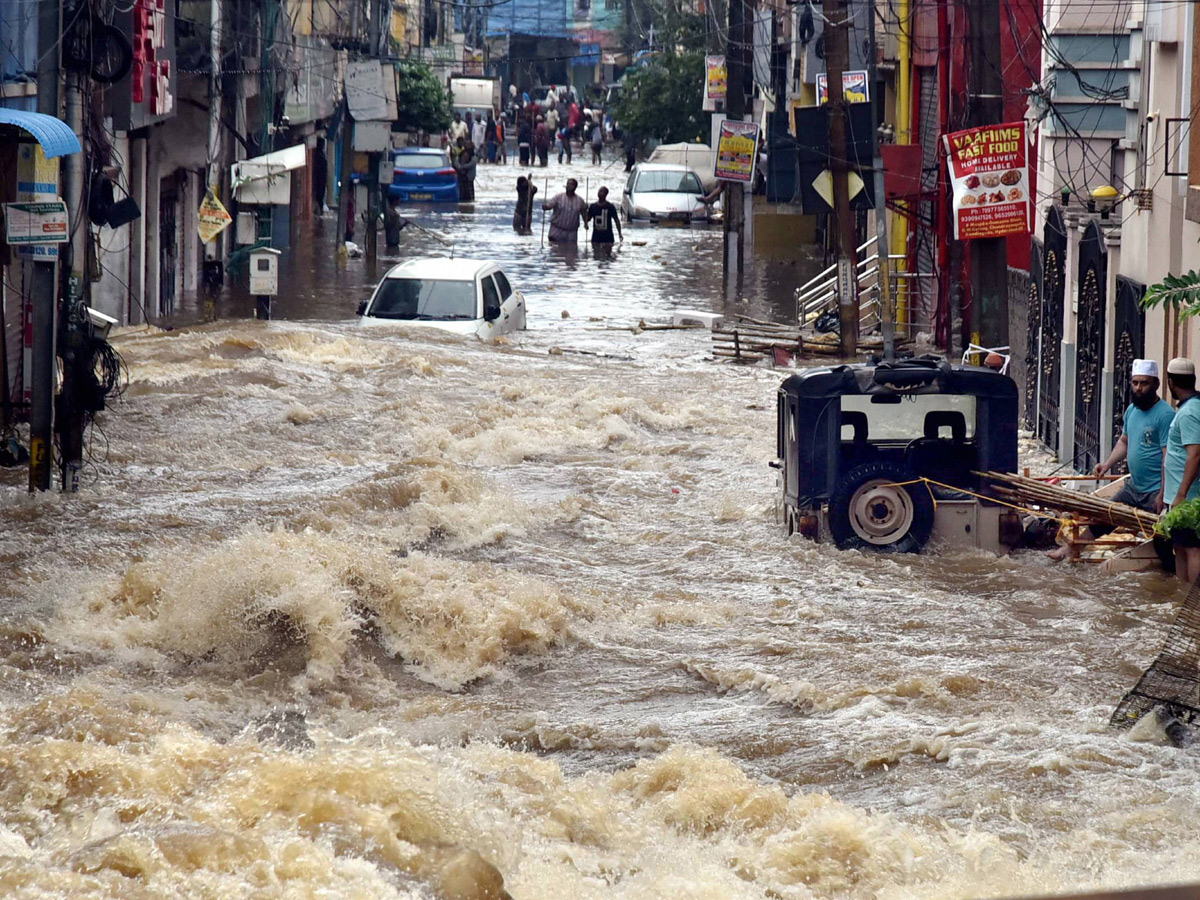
xmin=605 ymin=0 xmax=621 ymax=8
xmin=482 ymin=275 xmax=501 ymax=312
xmin=369 ymin=278 xmax=477 ymax=319
xmin=635 ymin=170 xmax=703 ymax=194
xmin=393 ymin=152 xmax=451 ymax=170
xmin=839 ymin=394 xmax=978 ymax=441
xmin=492 ymin=270 xmax=512 ymax=299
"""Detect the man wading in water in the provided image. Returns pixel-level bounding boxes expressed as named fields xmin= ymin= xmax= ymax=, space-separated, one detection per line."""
xmin=543 ymin=178 xmax=588 ymax=243
xmin=1048 ymin=359 xmax=1174 ymax=561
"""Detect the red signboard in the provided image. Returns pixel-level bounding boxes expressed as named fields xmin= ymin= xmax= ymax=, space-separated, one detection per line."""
xmin=943 ymin=121 xmax=1032 ymax=240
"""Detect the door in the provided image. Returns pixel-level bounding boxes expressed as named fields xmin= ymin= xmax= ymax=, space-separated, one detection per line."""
xmin=1073 ymin=220 xmax=1107 ymax=473
xmin=1023 ymin=237 xmax=1043 ymax=431
xmin=1037 ymin=206 xmax=1066 ymax=453
xmin=1112 ymin=276 xmax=1146 ymax=447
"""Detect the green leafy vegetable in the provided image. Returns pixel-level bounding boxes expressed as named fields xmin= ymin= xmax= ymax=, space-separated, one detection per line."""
xmin=1156 ymin=497 xmax=1200 ymax=537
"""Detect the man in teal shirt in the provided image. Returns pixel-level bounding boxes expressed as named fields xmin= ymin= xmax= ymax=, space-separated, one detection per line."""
xmin=1049 ymin=359 xmax=1172 ymax=560
xmin=1161 ymin=357 xmax=1200 ymax=582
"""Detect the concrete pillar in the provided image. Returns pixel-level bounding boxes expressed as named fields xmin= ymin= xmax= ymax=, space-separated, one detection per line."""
xmin=145 ymin=140 xmax=162 ymax=319
xmin=1099 ymin=228 xmax=1122 ymax=465
xmin=1058 ymin=209 xmax=1082 ymax=464
xmin=129 ymin=135 xmax=147 ymax=325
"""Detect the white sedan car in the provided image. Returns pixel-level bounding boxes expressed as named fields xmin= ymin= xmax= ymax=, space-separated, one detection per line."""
xmin=357 ymin=258 xmax=526 ymax=339
xmin=620 ymin=163 xmax=714 ymax=224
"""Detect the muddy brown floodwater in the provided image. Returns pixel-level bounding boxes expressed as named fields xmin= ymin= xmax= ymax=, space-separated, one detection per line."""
xmin=0 ymin=158 xmax=1196 ymax=900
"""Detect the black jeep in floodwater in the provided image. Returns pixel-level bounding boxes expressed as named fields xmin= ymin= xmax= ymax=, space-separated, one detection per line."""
xmin=775 ymin=356 xmax=1023 ymax=554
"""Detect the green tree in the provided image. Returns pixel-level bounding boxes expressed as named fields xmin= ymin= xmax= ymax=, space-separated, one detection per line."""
xmin=612 ymin=51 xmax=706 ymax=145
xmin=394 ymin=60 xmax=452 ymax=134
xmin=1142 ymin=271 xmax=1200 ymax=316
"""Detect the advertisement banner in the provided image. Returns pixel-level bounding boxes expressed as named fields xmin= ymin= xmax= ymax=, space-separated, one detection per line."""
xmin=715 ymin=119 xmax=760 ymax=183
xmin=943 ymin=121 xmax=1032 ymax=240
xmin=704 ymin=55 xmax=727 ymax=110
xmin=197 ymin=189 xmax=232 ymax=244
xmin=4 ymin=201 xmax=69 ymax=244
xmin=816 ymin=70 xmax=869 ymax=105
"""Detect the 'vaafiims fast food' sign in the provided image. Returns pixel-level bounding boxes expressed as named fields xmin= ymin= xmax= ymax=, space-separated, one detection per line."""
xmin=943 ymin=122 xmax=1032 ymax=240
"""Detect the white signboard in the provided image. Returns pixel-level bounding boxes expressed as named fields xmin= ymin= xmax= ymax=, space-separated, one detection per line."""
xmin=4 ymin=201 xmax=69 ymax=244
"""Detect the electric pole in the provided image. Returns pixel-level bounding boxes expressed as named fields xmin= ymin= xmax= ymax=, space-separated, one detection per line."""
xmin=966 ymin=0 xmax=1006 ymax=347
xmin=723 ymin=0 xmax=747 ymax=281
xmin=29 ymin=0 xmax=61 ymax=491
xmin=825 ymin=0 xmax=859 ymax=356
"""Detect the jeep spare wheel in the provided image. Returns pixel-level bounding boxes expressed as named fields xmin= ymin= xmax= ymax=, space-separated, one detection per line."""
xmin=828 ymin=461 xmax=935 ymax=553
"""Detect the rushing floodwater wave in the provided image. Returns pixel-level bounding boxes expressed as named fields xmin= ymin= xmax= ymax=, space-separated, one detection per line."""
xmin=2 ymin=163 xmax=1199 ymax=898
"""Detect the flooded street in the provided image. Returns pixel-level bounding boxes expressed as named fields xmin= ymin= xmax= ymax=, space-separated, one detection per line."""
xmin=2 ymin=159 xmax=1199 ymax=899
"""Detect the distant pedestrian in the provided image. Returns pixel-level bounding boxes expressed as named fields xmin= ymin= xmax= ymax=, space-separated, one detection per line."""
xmin=313 ymin=137 xmax=328 ymax=211
xmin=384 ymin=196 xmax=407 ymax=249
xmin=543 ymin=177 xmax=588 ymax=243
xmin=450 ymin=112 xmax=468 ymax=144
xmin=471 ymin=114 xmax=485 ymax=149
xmin=590 ymin=121 xmax=603 ymax=165
xmin=585 ymin=186 xmax=622 ymax=245
xmin=518 ymin=116 xmax=532 ymax=166
xmin=535 ymin=116 xmax=550 ymax=167
xmin=513 ymin=176 xmax=538 ymax=234
xmin=497 ymin=116 xmax=507 ymax=164
xmin=485 ymin=112 xmax=499 ymax=163
xmin=624 ymin=130 xmax=636 ymax=172
xmin=558 ymin=125 xmax=573 ymax=164
xmin=546 ymin=106 xmax=559 ymax=136
xmin=454 ymin=141 xmax=477 ymax=202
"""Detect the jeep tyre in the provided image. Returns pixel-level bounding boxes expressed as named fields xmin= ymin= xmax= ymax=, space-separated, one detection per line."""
xmin=828 ymin=460 xmax=934 ymax=553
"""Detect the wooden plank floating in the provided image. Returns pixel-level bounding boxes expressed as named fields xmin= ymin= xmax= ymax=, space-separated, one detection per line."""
xmin=979 ymin=471 xmax=1158 ymax=537
xmin=712 ymin=316 xmax=883 ymax=361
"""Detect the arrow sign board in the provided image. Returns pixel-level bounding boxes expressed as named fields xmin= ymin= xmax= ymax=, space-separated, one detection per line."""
xmin=4 ymin=200 xmax=69 ymax=244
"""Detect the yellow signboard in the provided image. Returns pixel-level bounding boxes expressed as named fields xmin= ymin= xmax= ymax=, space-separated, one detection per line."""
xmin=197 ymin=188 xmax=232 ymax=244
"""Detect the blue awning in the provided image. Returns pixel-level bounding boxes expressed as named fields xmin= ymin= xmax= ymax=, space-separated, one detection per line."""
xmin=0 ymin=107 xmax=81 ymax=158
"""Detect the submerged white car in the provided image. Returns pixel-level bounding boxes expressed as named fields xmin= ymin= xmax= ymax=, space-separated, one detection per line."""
xmin=620 ymin=163 xmax=713 ymax=223
xmin=357 ymin=258 xmax=527 ymax=339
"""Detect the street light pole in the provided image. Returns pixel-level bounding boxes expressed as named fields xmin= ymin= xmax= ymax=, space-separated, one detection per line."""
xmin=825 ymin=0 xmax=859 ymax=357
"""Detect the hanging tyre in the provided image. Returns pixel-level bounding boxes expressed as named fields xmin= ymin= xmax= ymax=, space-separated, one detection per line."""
xmin=827 ymin=460 xmax=934 ymax=553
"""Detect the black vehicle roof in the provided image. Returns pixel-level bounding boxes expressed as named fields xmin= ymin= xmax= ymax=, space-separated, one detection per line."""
xmin=779 ymin=357 xmax=1017 ymax=402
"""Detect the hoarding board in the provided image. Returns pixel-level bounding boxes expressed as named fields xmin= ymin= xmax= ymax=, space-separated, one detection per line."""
xmin=4 ymin=201 xmax=69 ymax=244
xmin=943 ymin=121 xmax=1032 ymax=240
xmin=704 ymin=55 xmax=726 ymax=111
xmin=715 ymin=120 xmax=759 ymax=184
xmin=197 ymin=190 xmax=232 ymax=244
xmin=816 ymin=70 xmax=869 ymax=105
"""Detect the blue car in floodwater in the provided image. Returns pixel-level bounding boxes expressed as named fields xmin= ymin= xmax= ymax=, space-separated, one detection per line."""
xmin=389 ymin=148 xmax=460 ymax=203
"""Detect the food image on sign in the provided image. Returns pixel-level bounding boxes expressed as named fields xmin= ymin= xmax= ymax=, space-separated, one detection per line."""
xmin=715 ymin=120 xmax=760 ymax=184
xmin=943 ymin=122 xmax=1032 ymax=240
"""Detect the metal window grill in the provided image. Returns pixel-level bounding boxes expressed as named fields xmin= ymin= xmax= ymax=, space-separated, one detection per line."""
xmin=1111 ymin=579 xmax=1200 ymax=733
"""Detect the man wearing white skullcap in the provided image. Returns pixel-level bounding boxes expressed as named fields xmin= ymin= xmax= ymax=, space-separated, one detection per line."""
xmin=1049 ymin=357 xmax=1173 ymax=560
xmin=1160 ymin=357 xmax=1200 ymax=582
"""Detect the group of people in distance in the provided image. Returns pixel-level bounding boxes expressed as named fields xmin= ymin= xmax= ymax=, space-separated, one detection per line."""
xmin=1048 ymin=356 xmax=1200 ymax=583
xmin=512 ymin=177 xmax=622 ymax=247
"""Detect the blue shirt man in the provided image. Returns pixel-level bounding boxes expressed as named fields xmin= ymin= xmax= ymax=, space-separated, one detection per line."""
xmin=1122 ymin=400 xmax=1174 ymax=494
xmin=1161 ymin=357 xmax=1200 ymax=585
xmin=1093 ymin=360 xmax=1172 ymax=505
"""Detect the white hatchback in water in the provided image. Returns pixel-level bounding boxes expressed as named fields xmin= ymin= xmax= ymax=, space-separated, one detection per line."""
xmin=357 ymin=258 xmax=527 ymax=339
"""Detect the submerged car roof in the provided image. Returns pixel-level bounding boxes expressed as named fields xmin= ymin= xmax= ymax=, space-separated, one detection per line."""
xmin=382 ymin=258 xmax=496 ymax=282
xmin=394 ymin=147 xmax=446 ymax=155
xmin=634 ymin=162 xmax=701 ymax=173
xmin=780 ymin=358 xmax=1017 ymax=401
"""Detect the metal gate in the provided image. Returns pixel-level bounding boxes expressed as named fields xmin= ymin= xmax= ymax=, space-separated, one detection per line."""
xmin=159 ymin=181 xmax=178 ymax=317
xmin=1112 ymin=276 xmax=1147 ymax=443
xmin=1023 ymin=238 xmax=1043 ymax=430
xmin=1073 ymin=220 xmax=1108 ymax=473
xmin=1037 ymin=207 xmax=1066 ymax=452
